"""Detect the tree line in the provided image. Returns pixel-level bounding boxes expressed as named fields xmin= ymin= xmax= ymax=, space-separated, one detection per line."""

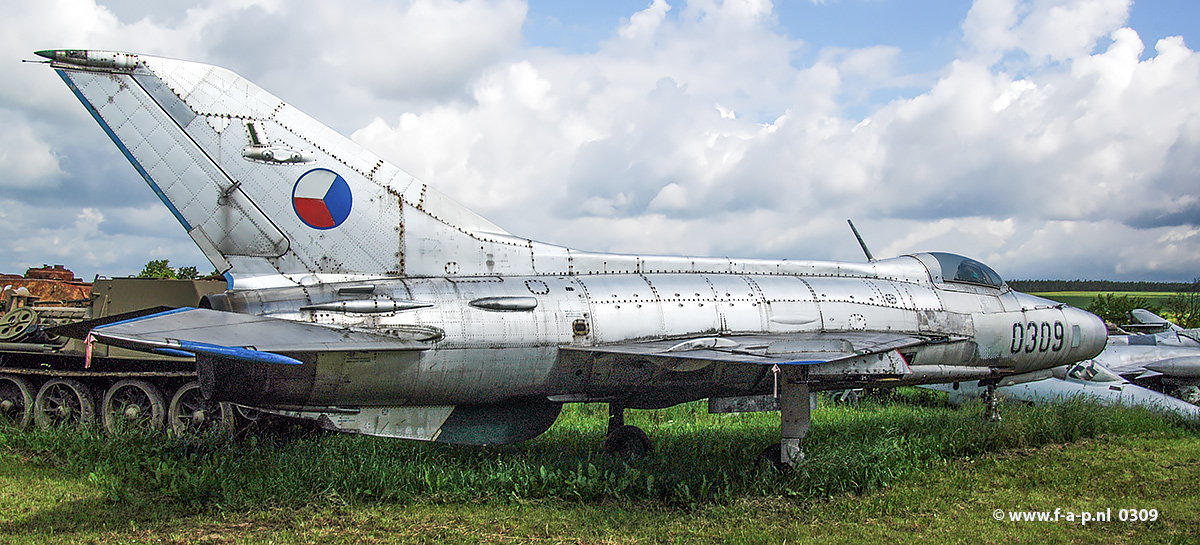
xmin=137 ymin=259 xmax=220 ymax=280
xmin=1006 ymin=279 xmax=1196 ymax=293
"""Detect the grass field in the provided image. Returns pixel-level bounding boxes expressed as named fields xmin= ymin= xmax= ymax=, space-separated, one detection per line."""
xmin=2 ymin=393 xmax=1198 ymax=543
xmin=1031 ymin=291 xmax=1179 ymax=311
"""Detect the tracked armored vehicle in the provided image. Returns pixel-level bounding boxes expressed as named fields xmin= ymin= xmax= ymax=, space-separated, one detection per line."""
xmin=0 ymin=267 xmax=227 ymax=434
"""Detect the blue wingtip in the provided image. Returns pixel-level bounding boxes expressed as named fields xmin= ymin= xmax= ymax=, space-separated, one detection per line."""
xmin=178 ymin=340 xmax=304 ymax=365
xmin=153 ymin=348 xmax=196 ymax=358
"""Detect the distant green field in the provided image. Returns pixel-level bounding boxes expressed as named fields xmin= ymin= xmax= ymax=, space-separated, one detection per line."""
xmin=1032 ymin=291 xmax=1179 ymax=310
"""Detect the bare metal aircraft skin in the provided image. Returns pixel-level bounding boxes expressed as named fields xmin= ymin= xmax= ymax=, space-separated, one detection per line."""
xmin=37 ymin=49 xmax=1107 ymax=463
xmin=1096 ymin=310 xmax=1200 ymax=403
xmin=926 ymin=361 xmax=1200 ymax=422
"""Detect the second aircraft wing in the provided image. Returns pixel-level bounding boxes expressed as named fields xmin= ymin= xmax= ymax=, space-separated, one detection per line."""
xmin=84 ymin=307 xmax=433 ymax=365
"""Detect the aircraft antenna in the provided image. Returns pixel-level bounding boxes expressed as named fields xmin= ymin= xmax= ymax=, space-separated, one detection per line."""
xmin=246 ymin=122 xmax=262 ymax=146
xmin=847 ymin=219 xmax=875 ymax=262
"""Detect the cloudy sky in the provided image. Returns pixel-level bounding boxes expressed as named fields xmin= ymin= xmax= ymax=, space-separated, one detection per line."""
xmin=1 ymin=0 xmax=1198 ymax=282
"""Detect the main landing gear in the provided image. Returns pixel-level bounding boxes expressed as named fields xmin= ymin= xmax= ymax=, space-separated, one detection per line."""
xmin=601 ymin=377 xmax=816 ymax=470
xmin=603 ymin=404 xmax=652 ymax=458
xmin=982 ymin=382 xmax=1002 ymax=422
xmin=758 ymin=379 xmax=811 ymax=471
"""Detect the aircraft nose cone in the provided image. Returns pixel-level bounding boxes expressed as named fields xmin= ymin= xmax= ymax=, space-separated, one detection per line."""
xmin=1066 ymin=306 xmax=1108 ymax=361
xmin=35 ymin=50 xmax=56 ymax=60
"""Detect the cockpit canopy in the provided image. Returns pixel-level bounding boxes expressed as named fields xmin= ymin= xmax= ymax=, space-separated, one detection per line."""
xmin=1053 ymin=361 xmax=1124 ymax=383
xmin=913 ymin=252 xmax=1006 ymax=289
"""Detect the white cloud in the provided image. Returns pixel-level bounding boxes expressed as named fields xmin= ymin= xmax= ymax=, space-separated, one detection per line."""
xmin=963 ymin=0 xmax=1131 ymax=67
xmin=0 ymin=112 xmax=64 ymax=188
xmin=619 ymin=0 xmax=671 ymax=40
xmin=649 ymin=182 xmax=690 ymax=211
xmin=0 ymin=200 xmax=208 ymax=278
xmin=298 ymin=0 xmax=526 ymax=100
xmin=1 ymin=0 xmax=1198 ymax=281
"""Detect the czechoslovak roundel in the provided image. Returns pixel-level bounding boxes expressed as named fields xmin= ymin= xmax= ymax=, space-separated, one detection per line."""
xmin=292 ymin=168 xmax=352 ymax=229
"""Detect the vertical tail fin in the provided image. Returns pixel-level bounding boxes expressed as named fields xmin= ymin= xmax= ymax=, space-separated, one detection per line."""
xmin=41 ymin=49 xmax=535 ymax=287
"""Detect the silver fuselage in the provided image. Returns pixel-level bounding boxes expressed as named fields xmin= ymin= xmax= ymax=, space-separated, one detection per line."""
xmin=202 ymin=254 xmax=1106 ymax=409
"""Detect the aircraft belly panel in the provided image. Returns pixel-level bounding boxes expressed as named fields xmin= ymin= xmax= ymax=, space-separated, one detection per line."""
xmin=283 ymin=347 xmax=563 ymax=407
xmin=304 ymin=351 xmax=421 ymax=406
xmin=406 ymin=347 xmax=561 ymax=404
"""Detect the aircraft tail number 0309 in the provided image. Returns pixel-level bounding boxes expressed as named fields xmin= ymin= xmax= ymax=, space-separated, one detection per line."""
xmin=1011 ymin=321 xmax=1066 ymax=354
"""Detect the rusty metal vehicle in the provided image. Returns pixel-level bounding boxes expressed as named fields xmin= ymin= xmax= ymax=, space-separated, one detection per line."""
xmin=0 ymin=267 xmax=227 ymax=434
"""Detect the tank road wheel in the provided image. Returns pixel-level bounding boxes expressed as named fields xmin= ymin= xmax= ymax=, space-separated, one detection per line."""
xmin=233 ymin=404 xmax=268 ymax=423
xmin=0 ymin=307 xmax=39 ymax=342
xmin=34 ymin=379 xmax=96 ymax=429
xmin=168 ymin=381 xmax=233 ymax=436
xmin=102 ymin=379 xmax=166 ymax=433
xmin=0 ymin=375 xmax=35 ymax=429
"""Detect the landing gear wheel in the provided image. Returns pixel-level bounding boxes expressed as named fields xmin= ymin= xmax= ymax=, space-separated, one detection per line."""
xmin=1173 ymin=385 xmax=1200 ymax=405
xmin=604 ymin=424 xmax=652 ymax=458
xmin=168 ymin=381 xmax=233 ymax=436
xmin=829 ymin=389 xmax=861 ymax=405
xmin=983 ymin=383 xmax=1002 ymax=422
xmin=34 ymin=378 xmax=96 ymax=429
xmin=758 ymin=443 xmax=788 ymax=473
xmin=0 ymin=307 xmax=39 ymax=342
xmin=0 ymin=375 xmax=35 ymax=429
xmin=102 ymin=379 xmax=166 ymax=433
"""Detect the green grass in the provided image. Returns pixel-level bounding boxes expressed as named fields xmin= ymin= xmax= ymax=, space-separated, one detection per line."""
xmin=1032 ymin=291 xmax=1179 ymax=311
xmin=2 ymin=395 xmax=1198 ymax=543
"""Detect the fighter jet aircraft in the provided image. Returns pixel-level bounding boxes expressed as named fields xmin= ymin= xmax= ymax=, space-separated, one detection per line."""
xmin=926 ymin=360 xmax=1200 ymax=421
xmin=1098 ymin=310 xmax=1200 ymax=403
xmin=35 ymin=49 xmax=1107 ymax=466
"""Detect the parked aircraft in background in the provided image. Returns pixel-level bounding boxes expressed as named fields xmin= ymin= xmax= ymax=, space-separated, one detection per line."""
xmin=926 ymin=360 xmax=1200 ymax=421
xmin=37 ymin=49 xmax=1107 ymax=466
xmin=1099 ymin=310 xmax=1200 ymax=403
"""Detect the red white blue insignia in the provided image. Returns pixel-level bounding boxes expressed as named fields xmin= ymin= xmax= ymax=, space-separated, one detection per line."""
xmin=292 ymin=168 xmax=352 ymax=229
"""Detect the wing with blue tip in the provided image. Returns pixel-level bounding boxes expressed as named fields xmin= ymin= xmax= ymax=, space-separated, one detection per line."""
xmin=88 ymin=307 xmax=430 ymax=365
